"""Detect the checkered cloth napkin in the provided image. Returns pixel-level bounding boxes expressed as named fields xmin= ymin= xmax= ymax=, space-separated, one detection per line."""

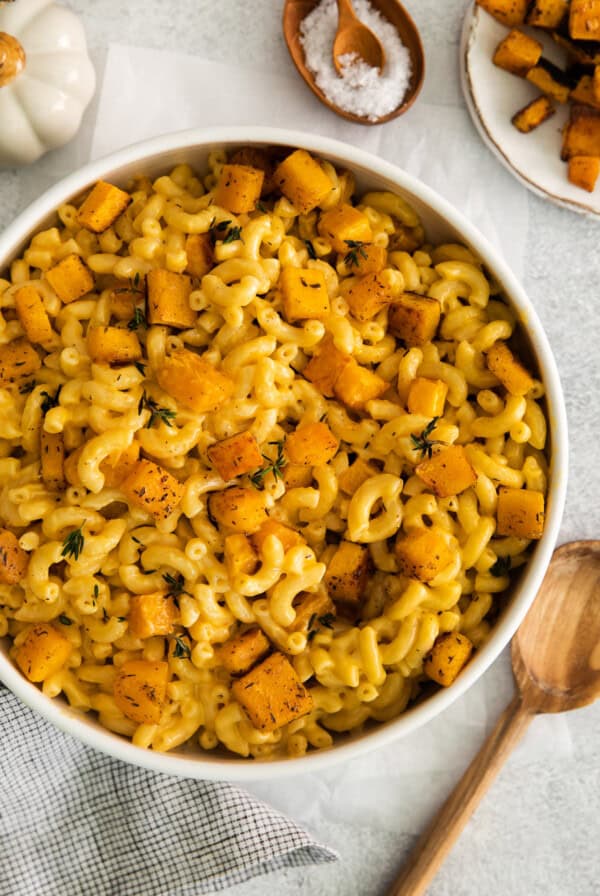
xmin=0 ymin=686 xmax=337 ymax=896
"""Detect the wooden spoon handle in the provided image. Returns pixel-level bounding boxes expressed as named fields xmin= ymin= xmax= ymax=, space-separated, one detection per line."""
xmin=388 ymin=693 xmax=534 ymax=896
xmin=336 ymin=0 xmax=358 ymax=28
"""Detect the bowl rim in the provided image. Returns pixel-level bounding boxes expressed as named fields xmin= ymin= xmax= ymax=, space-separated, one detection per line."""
xmin=0 ymin=126 xmax=568 ymax=781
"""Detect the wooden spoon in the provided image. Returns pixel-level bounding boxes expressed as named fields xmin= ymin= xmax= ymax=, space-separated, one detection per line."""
xmin=282 ymin=0 xmax=425 ymax=125
xmin=389 ymin=540 xmax=600 ymax=896
xmin=332 ymin=0 xmax=385 ymax=76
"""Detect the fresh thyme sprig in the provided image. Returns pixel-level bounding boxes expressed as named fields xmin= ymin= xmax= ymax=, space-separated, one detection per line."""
xmin=307 ymin=611 xmax=336 ymax=642
xmin=163 ymin=572 xmax=191 ymax=600
xmin=40 ymin=387 xmax=61 ymax=415
xmin=61 ymin=525 xmax=84 ymax=561
xmin=172 ymin=636 xmax=191 ymax=659
xmin=134 ymin=361 xmax=146 ymax=376
xmin=490 ymin=555 xmax=512 ymax=577
xmin=138 ymin=391 xmax=176 ymax=428
xmin=249 ymin=440 xmax=287 ymax=489
xmin=344 ymin=240 xmax=368 ymax=267
xmin=127 ymin=307 xmax=147 ymax=330
xmin=410 ymin=418 xmax=447 ymax=459
xmin=114 ymin=272 xmax=144 ymax=295
xmin=209 ymin=219 xmax=243 ymax=245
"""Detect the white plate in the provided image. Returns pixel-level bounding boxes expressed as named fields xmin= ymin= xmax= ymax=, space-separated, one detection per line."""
xmin=460 ymin=3 xmax=600 ymax=217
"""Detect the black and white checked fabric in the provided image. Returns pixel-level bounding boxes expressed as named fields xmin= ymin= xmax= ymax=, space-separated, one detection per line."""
xmin=0 ymin=686 xmax=337 ymax=896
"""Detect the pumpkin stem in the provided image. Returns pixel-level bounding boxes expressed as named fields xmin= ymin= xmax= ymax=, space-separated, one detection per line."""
xmin=0 ymin=32 xmax=25 ymax=87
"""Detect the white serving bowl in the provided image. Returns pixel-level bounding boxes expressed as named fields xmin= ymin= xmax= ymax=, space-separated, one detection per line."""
xmin=0 ymin=127 xmax=568 ymax=781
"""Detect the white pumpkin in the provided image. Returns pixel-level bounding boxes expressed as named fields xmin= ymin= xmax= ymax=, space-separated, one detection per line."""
xmin=0 ymin=0 xmax=96 ymax=167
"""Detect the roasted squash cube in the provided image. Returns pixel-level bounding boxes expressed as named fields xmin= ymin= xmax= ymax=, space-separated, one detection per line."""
xmin=280 ymin=266 xmax=330 ymax=322
xmin=41 ymin=430 xmax=65 ymax=491
xmin=345 ymin=272 xmax=393 ymax=322
xmin=109 ymin=286 xmax=139 ymax=322
xmin=147 ymin=268 xmax=195 ymax=329
xmin=156 ymin=348 xmax=234 ymax=413
xmin=561 ymin=105 xmax=600 ymax=160
xmin=102 ymin=441 xmax=141 ymax=488
xmin=569 ymin=0 xmax=600 ymax=39
xmin=416 ymin=445 xmax=477 ymax=498
xmin=229 ymin=146 xmax=276 ymax=194
xmin=568 ymin=154 xmax=600 ymax=190
xmin=128 ymin=592 xmax=178 ymax=639
xmin=570 ymin=74 xmax=600 ymax=108
xmin=325 ymin=541 xmax=370 ymax=606
xmin=185 ymin=233 xmax=214 ymax=278
xmin=250 ymin=519 xmax=305 ymax=554
xmin=0 ymin=528 xmax=28 ymax=584
xmin=388 ymin=292 xmax=441 ymax=346
xmin=77 ymin=181 xmax=132 ymax=233
xmin=395 ymin=529 xmax=454 ymax=583
xmin=512 ymin=96 xmax=556 ymax=133
xmin=273 ymin=149 xmax=333 ymax=214
xmin=113 ymin=659 xmax=169 ymax=724
xmin=285 ymin=422 xmax=339 ymax=466
xmin=46 ymin=254 xmax=94 ymax=303
xmin=14 ymin=285 xmax=53 ymax=345
xmin=303 ymin=337 xmax=351 ymax=397
xmin=341 ymin=243 xmax=387 ymax=275
xmin=493 ymin=29 xmax=543 ymax=76
xmin=121 ymin=459 xmax=184 ymax=522
xmin=208 ymin=430 xmax=262 ymax=481
xmin=317 ymin=203 xmax=373 ymax=252
xmin=338 ymin=457 xmax=378 ymax=495
xmin=497 ymin=487 xmax=545 ymax=538
xmin=526 ymin=0 xmax=569 ymax=28
xmin=283 ymin=463 xmax=314 ymax=489
xmin=16 ymin=624 xmax=72 ymax=683
xmin=291 ymin=591 xmax=335 ymax=633
xmin=224 ymin=534 xmax=259 ymax=578
xmin=0 ymin=338 xmax=40 ymax=387
xmin=476 ymin=0 xmax=529 ymax=26
xmin=526 ymin=60 xmax=571 ymax=103
xmin=333 ymin=359 xmax=388 ymax=411
xmin=486 ymin=342 xmax=534 ymax=395
xmin=208 ymin=487 xmax=268 ymax=534
xmin=232 ymin=652 xmax=313 ymax=732
xmin=218 ymin=628 xmax=270 ymax=675
xmin=407 ymin=377 xmax=448 ymax=417
xmin=87 ymin=326 xmax=142 ymax=365
xmin=213 ymin=163 xmax=264 ymax=214
xmin=424 ymin=632 xmax=473 ymax=687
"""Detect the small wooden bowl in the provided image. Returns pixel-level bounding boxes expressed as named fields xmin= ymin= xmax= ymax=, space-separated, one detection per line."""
xmin=283 ymin=0 xmax=425 ymax=125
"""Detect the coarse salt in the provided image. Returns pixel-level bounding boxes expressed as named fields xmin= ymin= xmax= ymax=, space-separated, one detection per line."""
xmin=299 ymin=0 xmax=412 ymax=121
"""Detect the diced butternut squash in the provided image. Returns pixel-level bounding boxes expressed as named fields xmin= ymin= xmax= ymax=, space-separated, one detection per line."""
xmin=280 ymin=266 xmax=330 ymax=322
xmin=101 ymin=441 xmax=141 ymax=488
xmin=224 ymin=534 xmax=259 ymax=578
xmin=208 ymin=487 xmax=268 ymax=534
xmin=345 ymin=272 xmax=393 ymax=322
xmin=570 ymin=74 xmax=600 ymax=108
xmin=476 ymin=0 xmax=529 ymax=26
xmin=416 ymin=445 xmax=477 ymax=498
xmin=333 ymin=358 xmax=388 ymax=411
xmin=388 ymin=224 xmax=425 ymax=253
xmin=14 ymin=285 xmax=54 ymax=345
xmin=229 ymin=146 xmax=275 ymax=194
xmin=424 ymin=632 xmax=473 ymax=687
xmin=156 ymin=348 xmax=234 ymax=414
xmin=317 ymin=203 xmax=373 ymax=252
xmin=341 ymin=242 xmax=387 ymax=275
xmin=185 ymin=233 xmax=214 ymax=278
xmin=16 ymin=624 xmax=72 ymax=683
xmin=113 ymin=659 xmax=169 ymax=724
xmin=526 ymin=61 xmax=571 ymax=103
xmin=303 ymin=337 xmax=351 ymax=397
xmin=512 ymin=96 xmax=556 ymax=133
xmin=218 ymin=628 xmax=271 ymax=675
xmin=273 ymin=149 xmax=333 ymax=214
xmin=291 ymin=591 xmax=335 ymax=633
xmin=395 ymin=529 xmax=454 ymax=583
xmin=338 ymin=457 xmax=378 ymax=495
xmin=283 ymin=463 xmax=314 ymax=489
xmin=526 ymin=0 xmax=569 ymax=28
xmin=146 ymin=268 xmax=196 ymax=329
xmin=285 ymin=422 xmax=339 ymax=466
xmin=388 ymin=293 xmax=441 ymax=346
xmin=46 ymin=254 xmax=94 ymax=304
xmin=569 ymin=0 xmax=600 ymax=39
xmin=407 ymin=377 xmax=448 ymax=417
xmin=40 ymin=430 xmax=65 ymax=491
xmin=568 ymin=154 xmax=600 ymax=191
xmin=121 ymin=459 xmax=184 ymax=522
xmin=213 ymin=164 xmax=264 ymax=214
xmin=87 ymin=326 xmax=142 ymax=365
xmin=109 ymin=287 xmax=138 ymax=322
xmin=324 ymin=541 xmax=370 ymax=606
xmin=232 ymin=651 xmax=313 ymax=732
xmin=0 ymin=528 xmax=28 ymax=584
xmin=561 ymin=105 xmax=600 ymax=160
xmin=77 ymin=181 xmax=132 ymax=233
xmin=497 ymin=487 xmax=545 ymax=538
xmin=0 ymin=338 xmax=40 ymax=387
xmin=128 ymin=592 xmax=178 ymax=639
xmin=485 ymin=342 xmax=534 ymax=395
xmin=493 ymin=29 xmax=543 ymax=75
xmin=208 ymin=430 xmax=262 ymax=481
xmin=250 ymin=519 xmax=305 ymax=554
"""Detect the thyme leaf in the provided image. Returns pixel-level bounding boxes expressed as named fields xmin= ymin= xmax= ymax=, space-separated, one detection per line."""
xmin=249 ymin=440 xmax=287 ymax=489
xmin=138 ymin=391 xmax=176 ymax=428
xmin=344 ymin=240 xmax=368 ymax=268
xmin=305 ymin=239 xmax=317 ymax=260
xmin=61 ymin=525 xmax=84 ymax=561
xmin=410 ymin=418 xmax=447 ymax=459
xmin=127 ymin=307 xmax=147 ymax=330
xmin=173 ymin=636 xmax=191 ymax=659
xmin=40 ymin=387 xmax=61 ymax=415
xmin=163 ymin=572 xmax=191 ymax=599
xmin=58 ymin=614 xmax=72 ymax=626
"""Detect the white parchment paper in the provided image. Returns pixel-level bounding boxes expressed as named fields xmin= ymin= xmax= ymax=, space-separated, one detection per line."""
xmin=89 ymin=44 xmax=571 ymax=833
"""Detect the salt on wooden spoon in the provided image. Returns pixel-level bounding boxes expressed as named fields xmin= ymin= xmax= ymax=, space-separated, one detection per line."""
xmin=332 ymin=0 xmax=386 ymax=76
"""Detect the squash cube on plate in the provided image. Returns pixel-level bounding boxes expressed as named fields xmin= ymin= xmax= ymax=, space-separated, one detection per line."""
xmin=317 ymin=203 xmax=373 ymax=252
xmin=14 ymin=285 xmax=53 ymax=345
xmin=561 ymin=105 xmax=600 ymax=159
xmin=416 ymin=445 xmax=477 ymax=498
xmin=568 ymin=155 xmax=600 ymax=190
xmin=113 ymin=659 xmax=169 ymax=724
xmin=424 ymin=631 xmax=473 ymax=687
xmin=121 ymin=459 xmax=184 ymax=522
xmin=570 ymin=74 xmax=600 ymax=108
xmin=128 ymin=592 xmax=178 ymax=639
xmin=213 ymin=163 xmax=264 ymax=214
xmin=77 ymin=181 xmax=132 ymax=233
xmin=526 ymin=60 xmax=571 ymax=103
xmin=0 ymin=338 xmax=40 ymax=387
xmin=407 ymin=377 xmax=448 ymax=417
xmin=303 ymin=337 xmax=351 ymax=397
xmin=40 ymin=431 xmax=66 ymax=491
xmin=345 ymin=272 xmax=393 ymax=322
xmin=87 ymin=326 xmax=142 ymax=365
xmin=526 ymin=0 xmax=569 ymax=28
xmin=156 ymin=347 xmax=234 ymax=413
xmin=232 ymin=651 xmax=313 ymax=732
xmin=250 ymin=519 xmax=304 ymax=554
xmin=493 ymin=29 xmax=543 ymax=76
xmin=273 ymin=149 xmax=333 ymax=214
xmin=185 ymin=233 xmax=214 ymax=279
xmin=512 ymin=96 xmax=556 ymax=133
xmin=485 ymin=342 xmax=534 ymax=395
xmin=147 ymin=268 xmax=195 ymax=328
xmin=208 ymin=430 xmax=262 ymax=481
xmin=395 ymin=529 xmax=453 ymax=583
xmin=497 ymin=487 xmax=545 ymax=538
xmin=218 ymin=628 xmax=270 ymax=675
xmin=569 ymin=0 xmax=600 ymax=40
xmin=324 ymin=541 xmax=370 ymax=606
xmin=333 ymin=358 xmax=388 ymax=411
xmin=46 ymin=254 xmax=94 ymax=304
xmin=0 ymin=528 xmax=28 ymax=584
xmin=285 ymin=422 xmax=339 ymax=466
xmin=476 ymin=0 xmax=529 ymax=26
xmin=16 ymin=624 xmax=72 ymax=683
xmin=208 ymin=487 xmax=268 ymax=534
xmin=280 ymin=266 xmax=330 ymax=322
xmin=338 ymin=457 xmax=378 ymax=496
